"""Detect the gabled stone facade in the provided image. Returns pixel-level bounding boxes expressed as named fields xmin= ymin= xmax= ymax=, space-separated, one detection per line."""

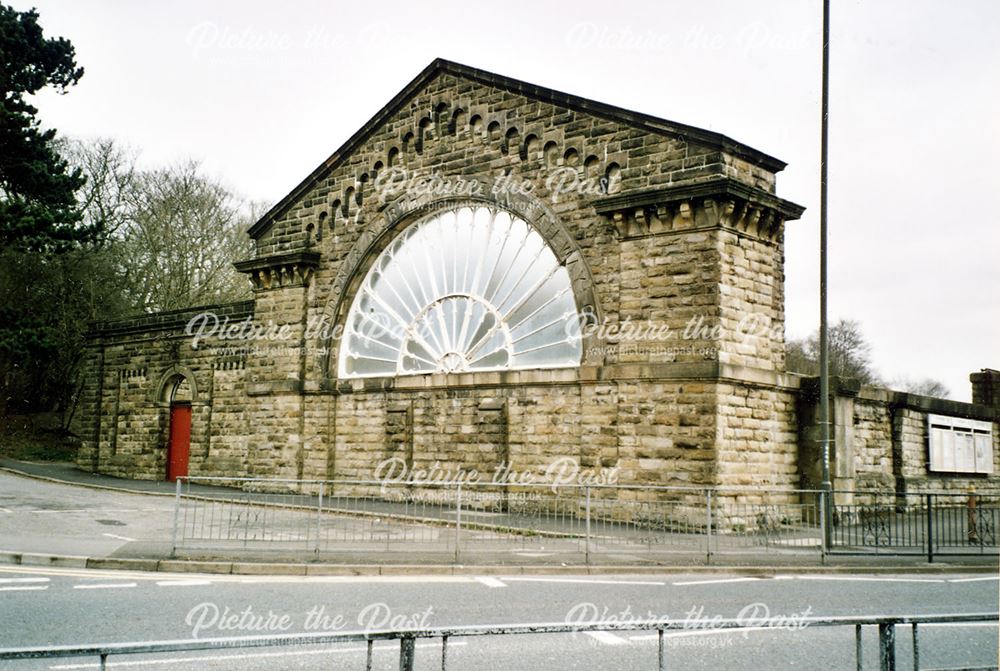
xmin=74 ymin=59 xmax=999 ymax=498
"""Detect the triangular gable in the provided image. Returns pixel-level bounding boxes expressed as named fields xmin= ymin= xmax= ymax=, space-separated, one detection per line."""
xmin=248 ymin=58 xmax=787 ymax=240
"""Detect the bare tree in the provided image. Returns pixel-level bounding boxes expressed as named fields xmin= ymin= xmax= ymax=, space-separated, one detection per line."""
xmin=2 ymin=138 xmax=264 ymax=426
xmin=62 ymin=137 xmax=137 ymax=238
xmin=786 ymin=319 xmax=880 ymax=385
xmin=120 ymin=161 xmax=256 ymax=312
xmin=889 ymin=377 xmax=950 ymax=399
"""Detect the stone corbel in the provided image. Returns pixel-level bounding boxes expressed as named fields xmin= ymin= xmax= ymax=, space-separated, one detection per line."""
xmin=610 ymin=211 xmax=627 ymax=238
xmin=592 ymin=177 xmax=805 ymax=242
xmin=234 ymin=250 xmax=321 ymax=292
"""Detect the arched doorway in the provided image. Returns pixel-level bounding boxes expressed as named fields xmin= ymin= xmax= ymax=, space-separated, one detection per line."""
xmin=162 ymin=375 xmax=193 ymax=481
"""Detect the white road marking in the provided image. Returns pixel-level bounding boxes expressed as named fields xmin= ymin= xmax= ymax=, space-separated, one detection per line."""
xmin=72 ymin=582 xmax=138 ymax=590
xmin=629 ymin=625 xmax=791 ymax=641
xmin=233 ymin=576 xmax=473 ymax=585
xmin=29 ymin=510 xmax=91 ymax=514
xmin=504 ymin=577 xmax=666 ymax=586
xmin=48 ymin=640 xmax=468 ymax=668
xmin=102 ymin=533 xmax=137 ymax=542
xmin=585 ymin=631 xmax=630 ymax=645
xmin=0 ymin=567 xmax=173 ymax=581
xmin=0 ymin=507 xmax=11 ymax=513
xmin=21 ymin=509 xmax=166 ymax=514
xmin=0 ymin=566 xmax=477 ymax=585
xmin=0 ymin=577 xmax=50 ymax=584
xmin=0 ymin=585 xmax=49 ymax=591
xmin=155 ymin=580 xmax=212 ymax=587
xmin=948 ymin=576 xmax=1000 ymax=583
xmin=475 ymin=576 xmax=507 ymax=588
xmin=796 ymin=576 xmax=946 ymax=584
xmin=672 ymin=577 xmax=761 ymax=586
xmin=511 ymin=551 xmax=554 ymax=557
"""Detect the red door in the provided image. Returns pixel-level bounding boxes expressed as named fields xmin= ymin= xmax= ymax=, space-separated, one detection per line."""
xmin=166 ymin=404 xmax=192 ymax=481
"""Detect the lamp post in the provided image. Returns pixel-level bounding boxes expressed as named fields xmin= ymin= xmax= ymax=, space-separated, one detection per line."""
xmin=819 ymin=0 xmax=833 ymax=545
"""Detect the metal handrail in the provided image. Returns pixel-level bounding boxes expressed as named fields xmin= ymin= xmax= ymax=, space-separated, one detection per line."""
xmin=1 ymin=613 xmax=996 ymax=671
xmin=175 ymin=475 xmax=1000 ymax=498
xmin=168 ymin=477 xmax=999 ymax=562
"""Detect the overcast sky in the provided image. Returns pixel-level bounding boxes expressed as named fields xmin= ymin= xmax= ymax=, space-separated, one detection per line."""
xmin=23 ymin=0 xmax=998 ymax=401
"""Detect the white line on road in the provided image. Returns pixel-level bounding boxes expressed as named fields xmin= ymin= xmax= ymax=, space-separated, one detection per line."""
xmin=23 ymin=509 xmax=159 ymax=514
xmin=72 ymin=583 xmax=138 ymax=590
xmin=0 ymin=507 xmax=11 ymax=513
xmin=48 ymin=640 xmax=468 ymax=668
xmin=796 ymin=576 xmax=946 ymax=584
xmin=475 ymin=576 xmax=507 ymax=588
xmin=585 ymin=631 xmax=630 ymax=645
xmin=0 ymin=577 xmax=50 ymax=584
xmin=155 ymin=580 xmax=212 ymax=587
xmin=629 ymin=625 xmax=793 ymax=641
xmin=503 ymin=577 xmax=666 ymax=586
xmin=0 ymin=567 xmax=175 ymax=581
xmin=0 ymin=585 xmax=49 ymax=591
xmin=948 ymin=576 xmax=1000 ymax=583
xmin=102 ymin=533 xmax=137 ymax=542
xmin=672 ymin=577 xmax=761 ymax=586
xmin=0 ymin=567 xmax=475 ymax=585
xmin=233 ymin=576 xmax=473 ymax=585
xmin=29 ymin=510 xmax=89 ymax=514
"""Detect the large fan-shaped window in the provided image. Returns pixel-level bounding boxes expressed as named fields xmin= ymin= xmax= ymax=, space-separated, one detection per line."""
xmin=339 ymin=206 xmax=582 ymax=378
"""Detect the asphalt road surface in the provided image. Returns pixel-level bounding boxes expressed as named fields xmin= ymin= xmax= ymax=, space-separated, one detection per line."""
xmin=0 ymin=566 xmax=997 ymax=670
xmin=0 ymin=470 xmax=176 ymax=558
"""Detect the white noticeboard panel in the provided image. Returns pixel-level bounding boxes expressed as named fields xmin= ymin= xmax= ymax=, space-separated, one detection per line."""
xmin=927 ymin=414 xmax=993 ymax=474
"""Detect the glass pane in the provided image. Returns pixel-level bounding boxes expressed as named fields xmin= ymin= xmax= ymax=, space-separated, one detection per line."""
xmin=338 ymin=206 xmax=582 ymax=377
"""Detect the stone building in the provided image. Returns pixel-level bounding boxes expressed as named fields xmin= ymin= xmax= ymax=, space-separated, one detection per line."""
xmin=73 ymin=59 xmax=999 ymax=497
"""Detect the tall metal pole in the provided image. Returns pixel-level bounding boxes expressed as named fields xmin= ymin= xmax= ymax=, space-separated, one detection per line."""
xmin=819 ymin=0 xmax=833 ymax=542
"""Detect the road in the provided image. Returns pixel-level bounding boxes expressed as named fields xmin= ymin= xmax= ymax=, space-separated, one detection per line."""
xmin=0 ymin=470 xmax=176 ymax=559
xmin=0 ymin=565 xmax=997 ymax=670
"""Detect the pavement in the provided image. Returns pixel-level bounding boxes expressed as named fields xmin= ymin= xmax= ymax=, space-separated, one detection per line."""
xmin=1 ymin=458 xmax=998 ymax=576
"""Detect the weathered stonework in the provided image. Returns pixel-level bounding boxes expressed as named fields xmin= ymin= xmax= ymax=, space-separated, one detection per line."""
xmin=73 ymin=60 xmax=999 ymax=500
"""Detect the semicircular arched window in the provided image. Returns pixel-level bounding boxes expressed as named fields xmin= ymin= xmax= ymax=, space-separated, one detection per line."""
xmin=339 ymin=206 xmax=582 ymax=378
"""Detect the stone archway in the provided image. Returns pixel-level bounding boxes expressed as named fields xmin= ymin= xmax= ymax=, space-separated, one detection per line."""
xmin=153 ymin=366 xmax=198 ymax=480
xmin=154 ymin=365 xmax=200 ymax=405
xmin=318 ymin=189 xmax=602 ymax=383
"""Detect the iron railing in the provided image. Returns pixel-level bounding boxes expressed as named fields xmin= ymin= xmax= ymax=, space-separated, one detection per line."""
xmin=169 ymin=477 xmax=999 ymax=562
xmin=0 ymin=613 xmax=995 ymax=671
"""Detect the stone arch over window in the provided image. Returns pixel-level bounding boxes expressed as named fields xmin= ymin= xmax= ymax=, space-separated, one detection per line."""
xmin=153 ymin=366 xmax=200 ymax=405
xmin=320 ymin=191 xmax=602 ymax=382
xmin=338 ymin=205 xmax=581 ymax=378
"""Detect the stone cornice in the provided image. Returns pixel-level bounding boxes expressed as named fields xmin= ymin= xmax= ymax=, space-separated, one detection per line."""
xmin=593 ymin=178 xmax=806 ymax=242
xmin=234 ymin=250 xmax=321 ymax=291
xmin=857 ymin=386 xmax=997 ymax=422
xmin=86 ymin=301 xmax=254 ymax=339
xmin=323 ymin=361 xmax=805 ymax=394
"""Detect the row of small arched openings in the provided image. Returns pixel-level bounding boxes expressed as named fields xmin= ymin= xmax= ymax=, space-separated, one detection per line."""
xmin=306 ymin=102 xmax=624 ymax=245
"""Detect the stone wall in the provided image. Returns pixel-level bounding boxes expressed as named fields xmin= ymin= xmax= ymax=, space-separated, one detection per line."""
xmin=74 ymin=61 xmax=1000 ymax=505
xmin=327 ymin=375 xmax=713 ymax=485
xmin=74 ymin=302 xmax=253 ymax=481
xmin=798 ymin=379 xmax=1000 ymax=499
xmin=715 ymin=380 xmax=799 ymax=492
xmin=851 ymin=397 xmax=894 ymax=490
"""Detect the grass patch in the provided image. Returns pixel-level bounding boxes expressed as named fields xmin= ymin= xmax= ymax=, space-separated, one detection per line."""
xmin=0 ymin=414 xmax=80 ymax=462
